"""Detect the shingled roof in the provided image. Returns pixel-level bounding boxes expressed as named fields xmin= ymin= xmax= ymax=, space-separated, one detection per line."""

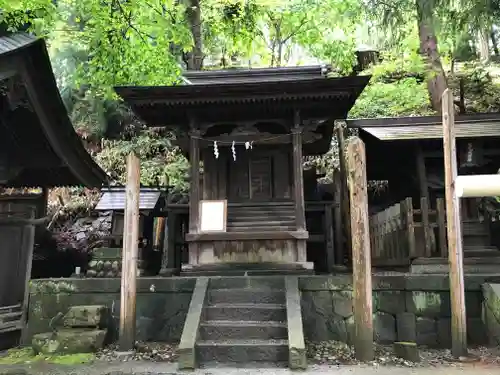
xmin=0 ymin=33 xmax=108 ymax=188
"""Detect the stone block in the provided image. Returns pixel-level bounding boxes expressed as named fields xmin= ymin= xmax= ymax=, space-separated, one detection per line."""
xmin=436 ymin=318 xmax=451 ymax=348
xmin=32 ymin=329 xmax=106 ymax=355
xmin=416 ymin=317 xmax=438 ymax=347
xmin=465 ymin=292 xmax=483 ymax=318
xmin=329 ymin=318 xmax=348 ymax=343
xmin=375 ymin=291 xmax=406 ymax=315
xmin=345 ymin=316 xmax=355 ymax=345
xmin=331 ymin=291 xmax=353 ymax=318
xmin=301 ymin=291 xmax=335 ymax=341
xmin=396 ymin=313 xmax=416 ymax=342
xmin=467 ymin=318 xmax=488 ymax=345
xmin=63 ymin=305 xmax=110 ymax=328
xmin=406 ymin=291 xmax=450 ymax=318
xmin=482 ymin=283 xmax=500 ymax=346
xmin=373 ymin=312 xmax=396 ymax=344
xmin=393 ymin=342 xmax=420 ymax=362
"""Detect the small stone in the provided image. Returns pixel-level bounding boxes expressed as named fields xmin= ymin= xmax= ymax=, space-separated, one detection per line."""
xmin=393 ymin=342 xmax=420 ymax=363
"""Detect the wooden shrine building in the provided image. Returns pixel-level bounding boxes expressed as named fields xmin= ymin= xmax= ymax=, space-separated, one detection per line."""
xmin=116 ymin=67 xmax=370 ymax=272
xmin=0 ymin=33 xmax=108 ymax=346
xmin=347 ymin=113 xmax=500 ymax=270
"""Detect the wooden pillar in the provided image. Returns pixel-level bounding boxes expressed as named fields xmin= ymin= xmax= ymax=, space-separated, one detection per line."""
xmin=442 ymin=89 xmax=467 ymax=357
xmin=119 ymin=152 xmax=140 ymax=352
xmin=333 ymin=172 xmax=344 ymax=265
xmin=188 ymin=126 xmax=201 ymax=265
xmin=159 ymin=212 xmax=177 ymax=276
xmin=336 ymin=120 xmax=352 ymax=264
xmin=292 ymin=110 xmax=306 ymax=231
xmin=188 ymin=129 xmax=201 ymax=233
xmin=347 ymin=137 xmax=374 ymax=362
xmin=324 ymin=204 xmax=335 ymax=273
xmin=416 ymin=142 xmax=432 ymax=257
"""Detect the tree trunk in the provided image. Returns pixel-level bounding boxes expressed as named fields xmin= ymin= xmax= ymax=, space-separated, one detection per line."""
xmin=491 ymin=28 xmax=499 ymax=56
xmin=478 ymin=27 xmax=490 ymax=61
xmin=415 ymin=0 xmax=448 ymax=113
xmin=185 ymin=0 xmax=203 ymax=70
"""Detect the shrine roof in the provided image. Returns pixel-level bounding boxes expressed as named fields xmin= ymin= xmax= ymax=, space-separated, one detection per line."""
xmin=114 ymin=68 xmax=370 ymax=127
xmin=348 ymin=113 xmax=500 ymax=141
xmin=0 ymin=33 xmax=109 ymax=188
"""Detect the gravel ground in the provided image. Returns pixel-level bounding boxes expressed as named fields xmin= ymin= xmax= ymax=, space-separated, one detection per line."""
xmin=0 ymin=361 xmax=499 ymax=375
xmin=307 ymin=341 xmax=500 ymax=367
xmin=2 ymin=341 xmax=499 ymax=375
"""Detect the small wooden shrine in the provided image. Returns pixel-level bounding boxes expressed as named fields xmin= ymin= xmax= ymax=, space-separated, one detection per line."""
xmin=116 ymin=66 xmax=370 ymax=272
xmin=347 ymin=113 xmax=500 ymax=269
xmin=88 ymin=187 xmax=168 ymax=277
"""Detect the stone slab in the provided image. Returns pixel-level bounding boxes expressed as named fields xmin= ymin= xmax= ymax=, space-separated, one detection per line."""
xmin=393 ymin=342 xmax=420 ymax=362
xmin=32 ymin=329 xmax=106 ymax=354
xmin=63 ymin=305 xmax=109 ymax=328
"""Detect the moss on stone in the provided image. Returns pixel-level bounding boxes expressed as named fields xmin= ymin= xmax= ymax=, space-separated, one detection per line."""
xmin=0 ymin=348 xmax=95 ymax=365
xmin=0 ymin=347 xmax=95 ymax=365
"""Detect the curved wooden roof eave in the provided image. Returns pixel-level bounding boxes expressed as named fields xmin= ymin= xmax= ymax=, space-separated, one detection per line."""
xmin=0 ymin=33 xmax=109 ymax=188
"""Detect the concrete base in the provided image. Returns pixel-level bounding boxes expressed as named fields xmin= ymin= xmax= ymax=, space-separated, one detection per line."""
xmin=181 ymin=262 xmax=314 ymax=276
xmin=411 ymin=257 xmax=500 ymax=274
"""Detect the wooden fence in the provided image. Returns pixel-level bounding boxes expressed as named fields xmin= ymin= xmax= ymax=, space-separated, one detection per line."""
xmin=369 ymin=197 xmax=447 ymax=266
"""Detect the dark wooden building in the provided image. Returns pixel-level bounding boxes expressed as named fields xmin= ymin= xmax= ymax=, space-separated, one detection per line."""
xmin=0 ymin=33 xmax=108 ymax=345
xmin=116 ymin=66 xmax=370 ymax=273
xmin=348 ymin=113 xmax=500 ymax=270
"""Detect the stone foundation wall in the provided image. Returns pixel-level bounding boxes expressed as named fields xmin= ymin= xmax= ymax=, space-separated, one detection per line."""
xmin=25 ymin=274 xmax=500 ymax=347
xmin=24 ymin=278 xmax=195 ymax=345
xmin=300 ymin=275 xmax=494 ymax=348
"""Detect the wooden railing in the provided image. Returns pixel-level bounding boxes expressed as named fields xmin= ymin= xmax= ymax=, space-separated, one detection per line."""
xmin=369 ymin=197 xmax=447 ymax=266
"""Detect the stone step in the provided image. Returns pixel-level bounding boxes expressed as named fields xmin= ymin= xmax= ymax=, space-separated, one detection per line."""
xmin=227 ymin=209 xmax=295 ymax=217
xmin=199 ymin=320 xmax=288 ymax=340
xmin=226 ymin=226 xmax=296 ymax=232
xmin=463 ymin=236 xmax=490 ymax=247
xmin=196 ymin=339 xmax=289 ymax=363
xmin=228 ymin=215 xmax=296 ymax=222
xmin=464 ymin=247 xmax=499 ymax=257
xmin=227 ymin=220 xmax=295 ymax=227
xmin=207 ymin=289 xmax=286 ymax=305
xmin=204 ymin=303 xmax=287 ymax=322
xmin=209 ymin=276 xmax=285 ymax=290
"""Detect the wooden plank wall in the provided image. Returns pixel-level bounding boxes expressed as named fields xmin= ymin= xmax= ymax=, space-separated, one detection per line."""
xmin=369 ymin=197 xmax=447 ymax=265
xmin=0 ymin=200 xmax=37 ymax=334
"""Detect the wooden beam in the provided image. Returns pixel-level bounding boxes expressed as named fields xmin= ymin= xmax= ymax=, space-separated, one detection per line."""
xmin=347 ymin=137 xmax=374 ymax=361
xmin=292 ymin=110 xmax=306 ymax=231
xmin=188 ymin=127 xmax=201 ymax=233
xmin=442 ymin=89 xmax=467 ymax=358
xmin=20 ymin=208 xmax=35 ymax=338
xmin=415 ymin=143 xmax=432 ymax=257
xmin=118 ymin=152 xmax=140 ymax=352
xmin=337 ymin=121 xmax=352 ymax=264
xmin=324 ymin=204 xmax=335 ymax=273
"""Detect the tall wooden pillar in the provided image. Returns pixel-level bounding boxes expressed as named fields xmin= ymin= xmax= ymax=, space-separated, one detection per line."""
xmin=159 ymin=212 xmax=177 ymax=276
xmin=415 ymin=142 xmax=432 ymax=257
xmin=292 ymin=110 xmax=306 ymax=231
xmin=293 ymin=111 xmax=307 ymax=263
xmin=188 ymin=127 xmax=201 ymax=265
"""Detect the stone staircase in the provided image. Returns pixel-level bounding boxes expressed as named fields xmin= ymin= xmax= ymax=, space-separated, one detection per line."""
xmin=178 ymin=276 xmax=307 ymax=369
xmin=463 ymin=220 xmax=498 ymax=258
xmin=226 ymin=203 xmax=296 ymax=232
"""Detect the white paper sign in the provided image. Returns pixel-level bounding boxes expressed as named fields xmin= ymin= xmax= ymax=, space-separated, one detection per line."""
xmin=199 ymin=200 xmax=227 ymax=232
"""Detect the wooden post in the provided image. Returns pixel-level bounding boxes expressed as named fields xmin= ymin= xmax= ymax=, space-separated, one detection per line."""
xmin=347 ymin=137 xmax=374 ymax=361
xmin=337 ymin=121 xmax=352 ymax=264
xmin=119 ymin=152 xmax=140 ymax=352
xmin=324 ymin=204 xmax=335 ymax=273
xmin=333 ymin=173 xmax=344 ymax=265
xmin=442 ymin=89 xmax=467 ymax=358
xmin=292 ymin=110 xmax=306 ymax=231
xmin=416 ymin=143 xmax=432 ymax=257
